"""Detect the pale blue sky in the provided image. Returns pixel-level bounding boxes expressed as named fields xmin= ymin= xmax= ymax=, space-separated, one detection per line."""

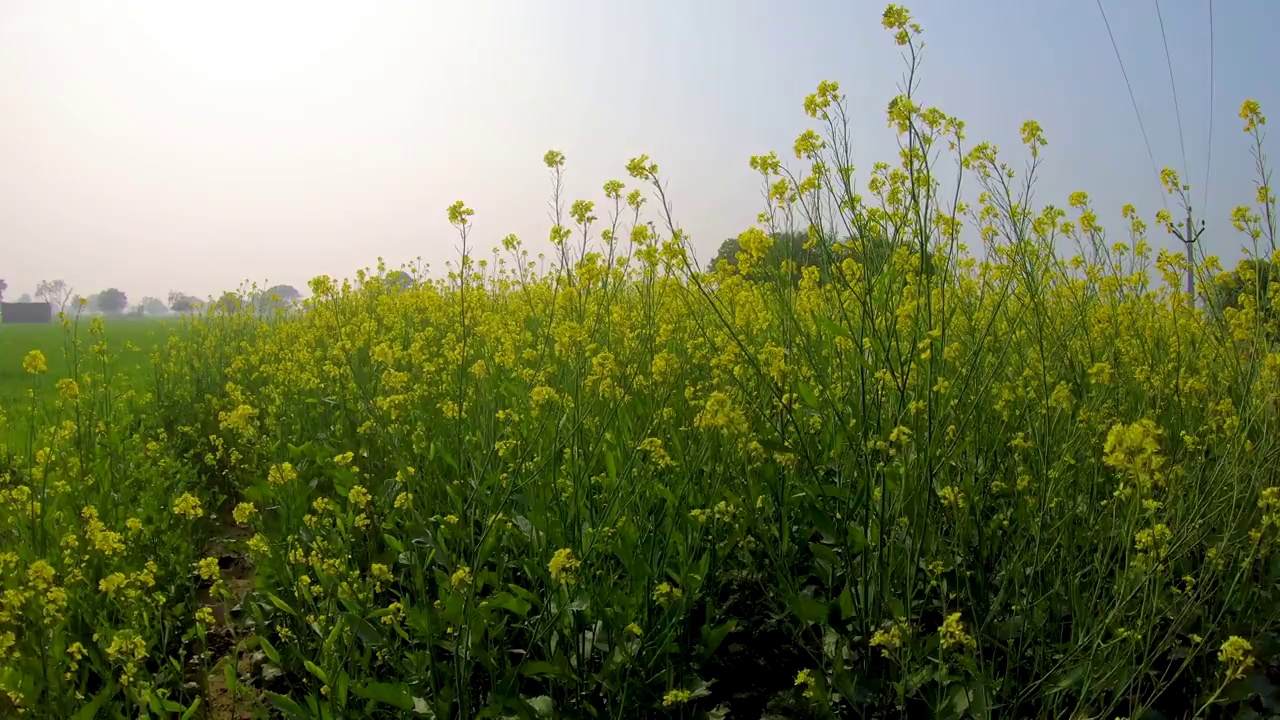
xmin=0 ymin=1 xmax=1275 ymax=302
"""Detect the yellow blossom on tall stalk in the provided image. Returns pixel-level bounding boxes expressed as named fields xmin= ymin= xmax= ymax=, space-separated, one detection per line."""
xmin=450 ymin=565 xmax=473 ymax=591
xmin=939 ymin=613 xmax=976 ymax=652
xmin=172 ymin=492 xmax=204 ymax=519
xmin=653 ymin=582 xmax=683 ymax=606
xmin=548 ymin=548 xmax=581 ymax=586
xmin=1219 ymin=636 xmax=1255 ymax=680
xmin=232 ymin=502 xmax=257 ymax=525
xmin=348 ymin=485 xmax=371 ymax=508
xmin=870 ymin=619 xmax=911 ymax=657
xmin=662 ymin=689 xmax=692 ymax=708
xmin=195 ymin=556 xmax=221 ymax=582
xmin=267 ymin=462 xmax=297 ymax=486
xmin=22 ymin=350 xmax=47 ymax=375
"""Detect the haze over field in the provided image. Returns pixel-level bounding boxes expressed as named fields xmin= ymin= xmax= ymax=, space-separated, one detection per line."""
xmin=1 ymin=0 xmax=1277 ymax=302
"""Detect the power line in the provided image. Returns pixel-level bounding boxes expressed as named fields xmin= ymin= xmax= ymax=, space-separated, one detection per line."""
xmin=1202 ymin=0 xmax=1215 ymax=215
xmin=1154 ymin=0 xmax=1190 ymax=185
xmin=1096 ymin=0 xmax=1170 ymax=212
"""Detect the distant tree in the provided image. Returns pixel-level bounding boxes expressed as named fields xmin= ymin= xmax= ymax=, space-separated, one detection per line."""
xmin=140 ymin=297 xmax=168 ymax=315
xmin=16 ymin=293 xmax=32 ymax=303
xmin=35 ymin=279 xmax=73 ymax=313
xmin=168 ymin=291 xmax=203 ymax=313
xmin=707 ymin=230 xmax=824 ymax=277
xmin=0 ymin=278 xmax=7 ymax=302
xmin=267 ymin=284 xmax=300 ymax=302
xmin=256 ymin=284 xmax=301 ymax=313
xmin=709 ymin=227 xmax=935 ymax=282
xmin=385 ymin=271 xmax=414 ymax=290
xmin=214 ymin=291 xmax=242 ymax=314
xmin=707 ymin=236 xmax=742 ymax=271
xmin=97 ymin=288 xmax=128 ymax=315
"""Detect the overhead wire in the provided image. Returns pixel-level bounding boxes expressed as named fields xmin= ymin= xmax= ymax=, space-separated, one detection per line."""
xmin=1096 ymin=0 xmax=1170 ymax=213
xmin=1154 ymin=0 xmax=1190 ymax=187
xmin=1202 ymin=0 xmax=1215 ymax=216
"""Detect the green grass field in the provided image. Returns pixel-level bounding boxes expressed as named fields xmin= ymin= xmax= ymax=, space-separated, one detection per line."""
xmin=0 ymin=315 xmax=170 ymax=444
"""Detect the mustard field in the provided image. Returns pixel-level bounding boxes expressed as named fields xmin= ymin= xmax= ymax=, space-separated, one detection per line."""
xmin=4 ymin=8 xmax=1280 ymax=718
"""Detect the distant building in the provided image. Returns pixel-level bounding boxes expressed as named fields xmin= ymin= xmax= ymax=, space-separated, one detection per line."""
xmin=0 ymin=302 xmax=53 ymax=324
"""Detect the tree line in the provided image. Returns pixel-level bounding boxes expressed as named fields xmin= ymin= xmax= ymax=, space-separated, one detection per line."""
xmin=0 ymin=279 xmax=303 ymax=317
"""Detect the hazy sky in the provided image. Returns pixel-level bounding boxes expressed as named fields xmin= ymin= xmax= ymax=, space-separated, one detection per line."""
xmin=1 ymin=1 xmax=1276 ymax=303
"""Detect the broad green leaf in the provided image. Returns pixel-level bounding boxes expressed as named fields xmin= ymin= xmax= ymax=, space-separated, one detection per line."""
xmin=809 ymin=541 xmax=840 ymax=567
xmin=351 ymin=681 xmax=415 ymax=711
xmin=846 ymin=524 xmax=868 ymax=554
xmin=1047 ymin=663 xmax=1087 ymax=694
xmin=73 ymin=685 xmax=116 ymax=720
xmin=304 ymin=660 xmax=329 ymax=685
xmin=699 ymin=619 xmax=737 ymax=659
xmin=796 ymin=381 xmax=818 ymax=407
xmin=517 ymin=661 xmax=560 ymax=678
xmin=337 ymin=671 xmax=350 ymax=707
xmin=817 ymin=316 xmax=852 ymax=339
xmin=788 ymin=593 xmax=828 ymax=623
xmin=267 ymin=593 xmax=298 ymax=617
xmin=604 ymin=449 xmax=617 ymax=482
xmin=809 ymin=507 xmax=839 ymax=543
xmin=266 ymin=691 xmax=311 ymax=719
xmin=259 ymin=636 xmax=282 ymax=665
xmin=488 ymin=591 xmax=533 ymax=618
xmin=526 ymin=695 xmax=554 ymax=717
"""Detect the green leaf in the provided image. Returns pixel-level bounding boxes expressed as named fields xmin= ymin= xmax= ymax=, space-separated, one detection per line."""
xmin=838 ymin=587 xmax=855 ymax=621
xmin=809 ymin=507 xmax=839 ymax=543
xmin=180 ymin=698 xmax=202 ymax=720
xmin=323 ymin=618 xmax=344 ymax=655
xmin=224 ymin=661 xmax=238 ymax=695
xmin=604 ymin=449 xmax=617 ymax=482
xmin=267 ymin=593 xmax=298 ymax=617
xmin=846 ymin=524 xmax=868 ymax=554
xmin=73 ymin=681 xmax=115 ymax=712
xmin=266 ymin=691 xmax=311 ymax=719
xmin=699 ymin=619 xmax=737 ymax=659
xmin=304 ymin=660 xmax=329 ymax=685
xmin=967 ymin=679 xmax=992 ymax=717
xmin=796 ymin=381 xmax=818 ymax=408
xmin=488 ymin=591 xmax=533 ymax=618
xmin=337 ymin=671 xmax=350 ymax=707
xmin=1047 ymin=663 xmax=1087 ymax=694
xmin=508 ymin=583 xmax=541 ymax=610
xmin=788 ymin=593 xmax=828 ymax=623
xmin=354 ymin=618 xmax=384 ymax=646
xmin=526 ymin=695 xmax=554 ymax=717
xmin=259 ymin=636 xmax=282 ymax=665
xmin=818 ymin=317 xmax=852 ymax=339
xmin=941 ymin=684 xmax=971 ymax=720
xmin=809 ymin=541 xmax=840 ymax=567
xmin=517 ymin=661 xmax=560 ymax=678
xmin=351 ymin=681 xmax=415 ymax=711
